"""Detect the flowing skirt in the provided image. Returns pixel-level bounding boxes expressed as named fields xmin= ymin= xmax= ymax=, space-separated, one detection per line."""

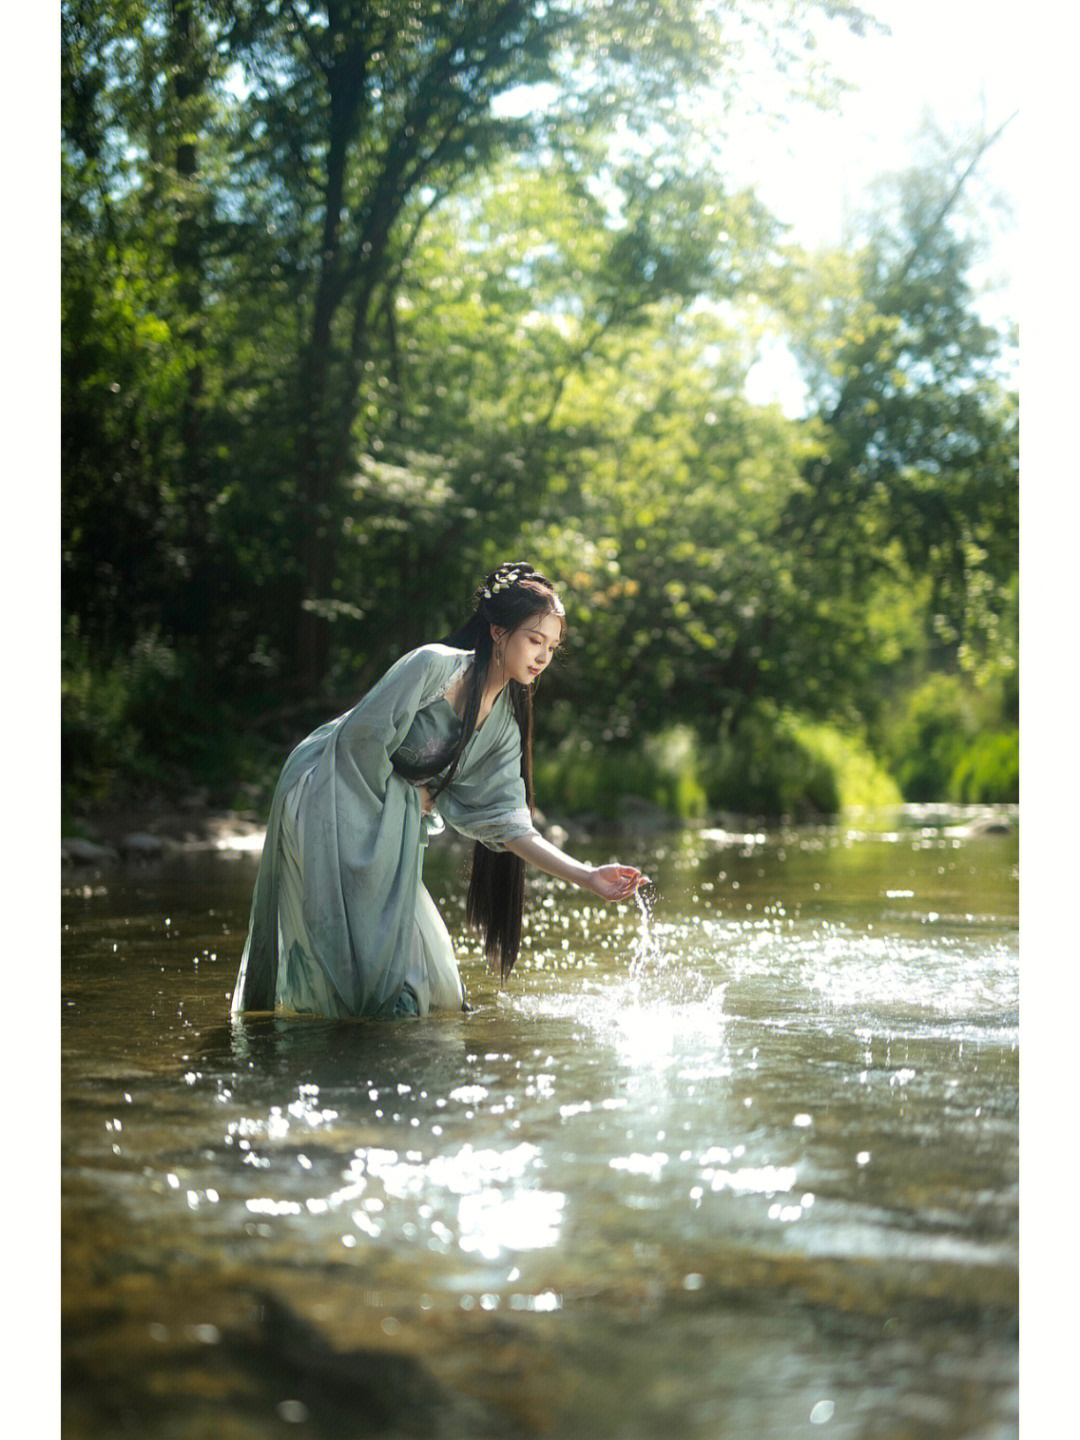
xmin=272 ymin=767 xmax=464 ymax=1017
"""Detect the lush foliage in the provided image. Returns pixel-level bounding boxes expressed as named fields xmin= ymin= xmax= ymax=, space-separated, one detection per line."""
xmin=62 ymin=1 xmax=1017 ymax=820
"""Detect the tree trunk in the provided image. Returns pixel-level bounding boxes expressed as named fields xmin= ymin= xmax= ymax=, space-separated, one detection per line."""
xmin=294 ymin=23 xmax=367 ymax=693
xmin=169 ymin=0 xmax=209 ymax=632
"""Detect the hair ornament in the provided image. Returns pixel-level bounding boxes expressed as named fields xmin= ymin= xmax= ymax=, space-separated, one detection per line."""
xmin=482 ymin=562 xmax=530 ymax=599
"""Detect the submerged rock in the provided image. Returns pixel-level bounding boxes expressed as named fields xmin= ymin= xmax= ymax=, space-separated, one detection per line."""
xmin=119 ymin=832 xmax=169 ymax=860
xmin=61 ymin=837 xmax=118 ymax=866
xmin=971 ymin=815 xmax=1014 ymax=835
xmin=226 ymin=1291 xmax=500 ymax=1438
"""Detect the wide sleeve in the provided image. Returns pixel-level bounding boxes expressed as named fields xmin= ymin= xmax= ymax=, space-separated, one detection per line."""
xmin=434 ymin=699 xmax=540 ymax=851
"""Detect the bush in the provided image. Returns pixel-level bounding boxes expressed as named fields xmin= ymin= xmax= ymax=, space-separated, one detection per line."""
xmin=62 ymin=623 xmax=277 ymax=813
xmin=880 ymin=673 xmax=1018 ymax=803
xmin=698 ymin=709 xmax=899 ymax=818
xmin=779 ymin=716 xmax=903 ymax=812
xmin=536 ymin=713 xmax=899 ymax=822
xmin=949 ymin=729 xmax=1019 ymax=803
xmin=698 ymin=711 xmax=826 ymax=817
xmin=61 ymin=631 xmax=137 ymax=806
xmin=535 ymin=725 xmax=707 ymax=821
xmin=884 ymin=674 xmax=973 ymax=801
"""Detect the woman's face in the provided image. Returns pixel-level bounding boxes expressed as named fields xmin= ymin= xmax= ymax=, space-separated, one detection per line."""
xmin=493 ymin=611 xmax=563 ymax=687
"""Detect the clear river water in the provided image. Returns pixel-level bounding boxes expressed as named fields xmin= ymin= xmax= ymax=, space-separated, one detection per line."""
xmin=61 ymin=805 xmax=1018 ymax=1439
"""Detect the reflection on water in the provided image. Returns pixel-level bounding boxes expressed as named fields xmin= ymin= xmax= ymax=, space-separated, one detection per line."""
xmin=62 ymin=808 xmax=1018 ymax=1438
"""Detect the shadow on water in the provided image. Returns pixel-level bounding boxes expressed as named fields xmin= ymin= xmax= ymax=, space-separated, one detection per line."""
xmin=62 ymin=809 xmax=1018 ymax=1439
xmin=203 ymin=1013 xmax=480 ymax=1091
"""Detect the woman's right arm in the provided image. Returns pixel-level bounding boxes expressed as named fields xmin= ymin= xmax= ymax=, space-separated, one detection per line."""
xmin=505 ymin=830 xmax=643 ymax=901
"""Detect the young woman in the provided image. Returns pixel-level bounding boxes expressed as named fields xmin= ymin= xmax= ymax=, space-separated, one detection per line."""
xmin=230 ymin=563 xmax=643 ymax=1020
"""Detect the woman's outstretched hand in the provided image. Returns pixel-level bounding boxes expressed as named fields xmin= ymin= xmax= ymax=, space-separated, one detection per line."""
xmin=504 ymin=832 xmax=645 ymax=902
xmin=587 ymin=864 xmax=645 ymax=902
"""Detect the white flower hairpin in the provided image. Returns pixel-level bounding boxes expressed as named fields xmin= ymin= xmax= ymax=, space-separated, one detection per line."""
xmin=483 ymin=564 xmax=525 ymax=597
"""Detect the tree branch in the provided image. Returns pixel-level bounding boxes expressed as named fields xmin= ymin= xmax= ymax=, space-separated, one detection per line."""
xmin=828 ymin=112 xmax=1017 ymax=428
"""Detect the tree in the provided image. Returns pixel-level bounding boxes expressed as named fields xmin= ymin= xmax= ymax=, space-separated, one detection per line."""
xmin=213 ymin=0 xmax=876 ymax=691
xmin=345 ymin=154 xmax=829 ymax=744
xmin=68 ymin=0 xmax=933 ymax=807
xmin=777 ymin=120 xmax=1019 ymax=693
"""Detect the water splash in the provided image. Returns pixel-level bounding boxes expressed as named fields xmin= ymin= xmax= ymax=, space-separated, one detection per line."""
xmin=629 ymin=881 xmax=664 ymax=978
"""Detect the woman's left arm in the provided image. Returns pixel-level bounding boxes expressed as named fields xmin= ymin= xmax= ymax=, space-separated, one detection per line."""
xmin=505 ymin=831 xmax=643 ymax=901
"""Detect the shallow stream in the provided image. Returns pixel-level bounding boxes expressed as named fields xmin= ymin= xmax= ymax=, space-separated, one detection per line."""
xmin=62 ymin=806 xmax=1018 ymax=1438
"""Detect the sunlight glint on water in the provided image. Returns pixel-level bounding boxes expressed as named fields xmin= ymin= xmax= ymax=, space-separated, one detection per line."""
xmin=62 ymin=810 xmax=1018 ymax=1438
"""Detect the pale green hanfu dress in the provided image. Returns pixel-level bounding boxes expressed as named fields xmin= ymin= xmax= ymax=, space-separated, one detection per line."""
xmin=230 ymin=645 xmax=538 ymax=1019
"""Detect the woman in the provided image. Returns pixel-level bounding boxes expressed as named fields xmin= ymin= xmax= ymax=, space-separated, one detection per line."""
xmin=230 ymin=563 xmax=643 ymax=1020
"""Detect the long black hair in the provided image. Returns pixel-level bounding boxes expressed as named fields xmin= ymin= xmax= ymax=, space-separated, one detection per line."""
xmin=435 ymin=562 xmax=565 ymax=981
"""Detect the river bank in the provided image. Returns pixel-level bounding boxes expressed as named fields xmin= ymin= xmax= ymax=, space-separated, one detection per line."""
xmin=58 ymin=792 xmax=649 ymax=867
xmin=61 ymin=793 xmax=1017 ymax=872
xmin=61 ymin=798 xmax=267 ymax=866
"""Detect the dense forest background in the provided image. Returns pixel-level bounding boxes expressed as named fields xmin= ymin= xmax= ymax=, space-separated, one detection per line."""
xmin=61 ymin=0 xmax=1018 ymax=827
